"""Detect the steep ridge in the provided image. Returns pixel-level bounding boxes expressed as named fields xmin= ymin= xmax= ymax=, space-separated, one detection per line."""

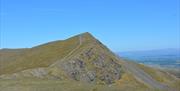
xmin=0 ymin=32 xmax=179 ymax=91
xmin=47 ymin=33 xmax=124 ymax=84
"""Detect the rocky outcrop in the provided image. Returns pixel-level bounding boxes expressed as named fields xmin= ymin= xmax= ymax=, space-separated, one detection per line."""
xmin=49 ymin=42 xmax=123 ymax=84
xmin=0 ymin=33 xmax=124 ymax=84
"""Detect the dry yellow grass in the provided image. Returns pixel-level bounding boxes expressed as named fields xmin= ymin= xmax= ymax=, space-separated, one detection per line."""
xmin=115 ymin=73 xmax=149 ymax=90
xmin=0 ymin=34 xmax=80 ymax=75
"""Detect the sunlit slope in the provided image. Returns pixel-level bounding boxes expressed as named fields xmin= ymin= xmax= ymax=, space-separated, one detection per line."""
xmin=137 ymin=63 xmax=180 ymax=90
xmin=0 ymin=48 xmax=28 ymax=62
xmin=0 ymin=32 xmax=179 ymax=91
xmin=0 ymin=34 xmax=82 ymax=74
xmin=0 ymin=32 xmax=124 ymax=84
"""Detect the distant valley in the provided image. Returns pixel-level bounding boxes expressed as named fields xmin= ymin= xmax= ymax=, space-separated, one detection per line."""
xmin=118 ymin=48 xmax=180 ymax=78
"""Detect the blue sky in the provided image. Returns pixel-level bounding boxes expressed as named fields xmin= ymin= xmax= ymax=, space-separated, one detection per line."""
xmin=0 ymin=0 xmax=179 ymax=51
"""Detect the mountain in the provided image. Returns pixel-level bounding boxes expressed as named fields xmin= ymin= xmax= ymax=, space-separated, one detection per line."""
xmin=0 ymin=32 xmax=179 ymax=91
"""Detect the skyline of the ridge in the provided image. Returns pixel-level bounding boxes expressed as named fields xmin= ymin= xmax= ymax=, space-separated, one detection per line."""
xmin=0 ymin=0 xmax=180 ymax=51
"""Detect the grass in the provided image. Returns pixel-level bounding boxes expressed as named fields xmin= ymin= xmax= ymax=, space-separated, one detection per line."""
xmin=0 ymin=79 xmax=154 ymax=91
xmin=0 ymin=76 xmax=165 ymax=91
xmin=1 ymin=32 xmax=180 ymax=91
xmin=137 ymin=63 xmax=180 ymax=90
xmin=0 ymin=33 xmax=80 ymax=75
xmin=115 ymin=73 xmax=149 ymax=90
xmin=137 ymin=64 xmax=173 ymax=82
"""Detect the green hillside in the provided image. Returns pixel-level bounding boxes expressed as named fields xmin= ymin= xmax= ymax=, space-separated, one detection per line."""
xmin=0 ymin=32 xmax=179 ymax=91
xmin=0 ymin=33 xmax=82 ymax=74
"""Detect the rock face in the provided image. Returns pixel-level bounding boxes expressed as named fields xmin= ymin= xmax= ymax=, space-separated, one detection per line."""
xmin=55 ymin=45 xmax=123 ymax=84
xmin=48 ymin=33 xmax=124 ymax=84
xmin=0 ymin=32 xmax=123 ymax=84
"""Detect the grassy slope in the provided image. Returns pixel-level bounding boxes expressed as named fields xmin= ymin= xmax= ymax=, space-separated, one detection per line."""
xmin=0 ymin=49 xmax=28 ymax=69
xmin=0 ymin=49 xmax=28 ymax=62
xmin=0 ymin=78 xmax=157 ymax=91
xmin=0 ymin=33 xmax=148 ymax=91
xmin=0 ymin=34 xmax=80 ymax=75
xmin=0 ymin=32 xmax=179 ymax=91
xmin=137 ymin=63 xmax=180 ymax=90
xmin=160 ymin=68 xmax=180 ymax=78
xmin=0 ymin=74 xmax=165 ymax=91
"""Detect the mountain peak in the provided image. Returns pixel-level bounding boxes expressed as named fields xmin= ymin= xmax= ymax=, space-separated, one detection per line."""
xmin=81 ymin=32 xmax=91 ymax=35
xmin=79 ymin=32 xmax=95 ymax=39
xmin=0 ymin=32 xmax=123 ymax=84
xmin=0 ymin=33 xmax=179 ymax=91
xmin=71 ymin=32 xmax=98 ymax=45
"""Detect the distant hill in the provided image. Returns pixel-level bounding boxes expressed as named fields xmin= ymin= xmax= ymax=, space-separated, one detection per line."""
xmin=118 ymin=49 xmax=180 ymax=78
xmin=118 ymin=48 xmax=180 ymax=68
xmin=119 ymin=48 xmax=180 ymax=58
xmin=0 ymin=33 xmax=179 ymax=91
